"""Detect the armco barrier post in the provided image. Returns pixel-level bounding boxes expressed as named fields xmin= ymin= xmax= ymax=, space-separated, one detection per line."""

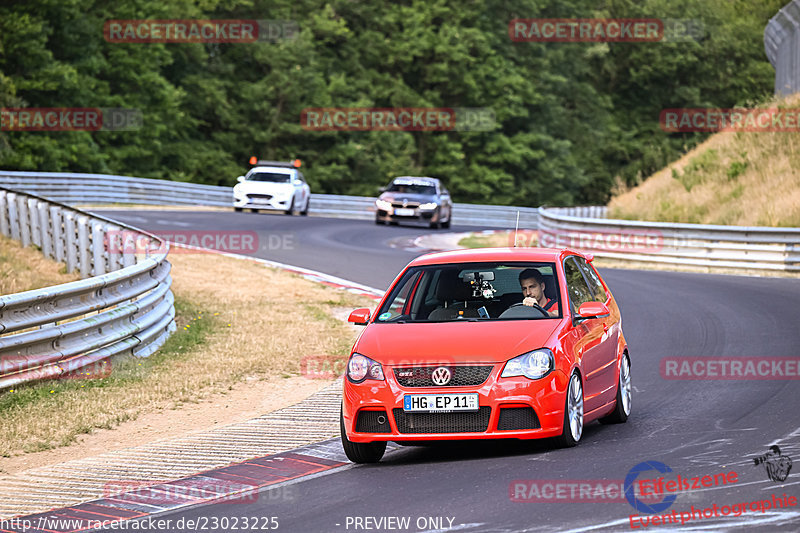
xmin=77 ymin=215 xmax=91 ymax=277
xmin=18 ymin=195 xmax=30 ymax=247
xmin=51 ymin=205 xmax=65 ymax=263
xmin=0 ymin=191 xmax=9 ymax=237
xmin=38 ymin=201 xmax=53 ymax=259
xmin=64 ymin=211 xmax=78 ymax=273
xmin=8 ymin=193 xmax=20 ymax=241
xmin=92 ymin=221 xmax=107 ymax=276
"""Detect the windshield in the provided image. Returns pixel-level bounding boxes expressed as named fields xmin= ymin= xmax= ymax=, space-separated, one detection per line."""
xmin=375 ymin=262 xmax=561 ymax=322
xmin=247 ymin=172 xmax=292 ymax=183
xmin=386 ymin=183 xmax=436 ymax=195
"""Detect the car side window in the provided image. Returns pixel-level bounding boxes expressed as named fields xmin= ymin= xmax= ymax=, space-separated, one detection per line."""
xmin=575 ymin=258 xmax=608 ymax=303
xmin=380 ymin=270 xmax=422 ymax=321
xmin=563 ymin=257 xmax=594 ymax=315
xmin=297 ymin=172 xmax=306 ymax=183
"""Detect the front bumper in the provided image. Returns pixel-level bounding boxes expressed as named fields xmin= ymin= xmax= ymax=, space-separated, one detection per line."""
xmin=375 ymin=207 xmax=441 ymax=223
xmin=233 ymin=194 xmax=292 ymax=210
xmin=342 ymin=365 xmax=569 ymax=443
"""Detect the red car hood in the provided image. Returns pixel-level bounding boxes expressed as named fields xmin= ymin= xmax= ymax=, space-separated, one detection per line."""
xmin=354 ymin=320 xmax=562 ymax=365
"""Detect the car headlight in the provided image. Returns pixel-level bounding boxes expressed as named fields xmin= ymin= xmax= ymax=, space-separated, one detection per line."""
xmin=347 ymin=353 xmax=385 ymax=383
xmin=501 ymin=349 xmax=554 ymax=380
xmin=419 ymin=202 xmax=438 ymax=210
xmin=375 ymin=199 xmax=392 ymax=211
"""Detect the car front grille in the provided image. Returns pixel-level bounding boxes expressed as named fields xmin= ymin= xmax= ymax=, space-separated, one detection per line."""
xmin=246 ymin=194 xmax=273 ymax=200
xmin=392 ymin=407 xmax=491 ymax=434
xmin=393 ymin=366 xmax=494 ymax=387
xmin=497 ymin=407 xmax=541 ymax=430
xmin=391 ymin=201 xmax=420 ymax=208
xmin=355 ymin=410 xmax=391 ymax=433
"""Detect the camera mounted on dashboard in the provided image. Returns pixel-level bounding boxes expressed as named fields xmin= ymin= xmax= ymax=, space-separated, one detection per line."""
xmin=463 ymin=271 xmax=496 ymax=299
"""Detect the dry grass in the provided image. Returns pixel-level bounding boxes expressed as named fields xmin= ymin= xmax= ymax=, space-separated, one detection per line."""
xmin=0 ymin=234 xmax=80 ymax=295
xmin=609 ymin=95 xmax=800 ymax=227
xmin=0 ymin=252 xmax=374 ymax=457
xmin=459 ymin=230 xmax=537 ymax=248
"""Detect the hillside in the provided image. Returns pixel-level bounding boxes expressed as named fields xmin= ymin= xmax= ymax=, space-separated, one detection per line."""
xmin=608 ymin=96 xmax=800 ymax=227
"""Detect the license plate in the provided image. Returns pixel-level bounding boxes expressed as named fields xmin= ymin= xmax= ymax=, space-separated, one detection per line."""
xmin=252 ymin=198 xmax=271 ymax=204
xmin=394 ymin=208 xmax=415 ymax=217
xmin=403 ymin=393 xmax=479 ymax=413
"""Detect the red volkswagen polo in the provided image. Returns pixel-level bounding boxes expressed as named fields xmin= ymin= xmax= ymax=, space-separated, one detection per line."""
xmin=341 ymin=248 xmax=631 ymax=463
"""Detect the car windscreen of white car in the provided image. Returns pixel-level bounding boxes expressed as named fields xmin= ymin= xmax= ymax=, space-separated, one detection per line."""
xmin=248 ymin=172 xmax=291 ymax=183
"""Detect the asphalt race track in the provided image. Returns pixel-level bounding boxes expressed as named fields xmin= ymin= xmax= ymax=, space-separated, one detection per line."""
xmin=94 ymin=209 xmax=800 ymax=532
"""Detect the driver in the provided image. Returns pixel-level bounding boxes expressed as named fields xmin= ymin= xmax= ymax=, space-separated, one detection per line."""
xmin=519 ymin=269 xmax=558 ymax=316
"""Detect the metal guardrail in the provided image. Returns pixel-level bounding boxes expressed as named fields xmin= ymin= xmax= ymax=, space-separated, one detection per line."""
xmin=0 ymin=187 xmax=176 ymax=390
xmin=765 ymin=0 xmax=800 ymax=96
xmin=538 ymin=207 xmax=800 ymax=272
xmin=0 ymin=171 xmax=539 ymax=229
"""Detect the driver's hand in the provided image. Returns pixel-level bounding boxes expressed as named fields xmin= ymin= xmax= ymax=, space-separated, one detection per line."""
xmin=522 ymin=297 xmax=536 ymax=307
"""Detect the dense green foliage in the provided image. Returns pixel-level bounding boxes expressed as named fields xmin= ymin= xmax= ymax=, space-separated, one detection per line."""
xmin=0 ymin=0 xmax=786 ymax=206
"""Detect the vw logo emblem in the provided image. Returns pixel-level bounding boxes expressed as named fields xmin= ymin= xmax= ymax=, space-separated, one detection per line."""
xmin=431 ymin=367 xmax=452 ymax=386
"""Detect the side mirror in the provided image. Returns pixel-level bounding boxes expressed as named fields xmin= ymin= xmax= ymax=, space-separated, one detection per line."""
xmin=237 ymin=176 xmax=245 ymax=183
xmin=348 ymin=308 xmax=371 ymax=325
xmin=577 ymin=302 xmax=610 ymax=319
xmin=378 ymin=186 xmax=387 ymax=193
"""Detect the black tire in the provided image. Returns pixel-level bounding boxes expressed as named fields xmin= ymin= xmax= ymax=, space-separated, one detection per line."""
xmin=234 ymin=207 xmax=243 ymax=212
xmin=555 ymin=372 xmax=583 ymax=448
xmin=250 ymin=208 xmax=259 ymax=213
xmin=300 ymin=198 xmax=309 ymax=216
xmin=442 ymin=214 xmax=451 ymax=229
xmin=375 ymin=217 xmax=385 ymax=225
xmin=340 ymin=408 xmax=386 ymax=463
xmin=284 ymin=198 xmax=294 ymax=215
xmin=599 ymin=353 xmax=631 ymax=424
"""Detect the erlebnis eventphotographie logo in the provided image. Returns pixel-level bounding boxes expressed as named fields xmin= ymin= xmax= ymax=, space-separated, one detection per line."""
xmin=752 ymin=445 xmax=793 ymax=482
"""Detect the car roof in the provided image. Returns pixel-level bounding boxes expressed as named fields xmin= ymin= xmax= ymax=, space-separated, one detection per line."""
xmin=408 ymin=247 xmax=588 ymax=267
xmin=392 ymin=176 xmax=439 ymax=185
xmin=248 ymin=166 xmax=295 ymax=173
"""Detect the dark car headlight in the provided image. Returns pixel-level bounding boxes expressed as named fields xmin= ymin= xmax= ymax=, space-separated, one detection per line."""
xmin=501 ymin=348 xmax=554 ymax=380
xmin=347 ymin=353 xmax=385 ymax=383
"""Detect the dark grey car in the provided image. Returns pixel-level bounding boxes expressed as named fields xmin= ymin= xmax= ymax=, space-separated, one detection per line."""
xmin=374 ymin=176 xmax=453 ymax=229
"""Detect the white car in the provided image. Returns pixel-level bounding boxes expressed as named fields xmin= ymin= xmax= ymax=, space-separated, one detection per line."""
xmin=233 ymin=159 xmax=310 ymax=215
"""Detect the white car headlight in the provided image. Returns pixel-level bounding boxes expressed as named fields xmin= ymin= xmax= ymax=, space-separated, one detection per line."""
xmin=376 ymin=199 xmax=392 ymax=211
xmin=347 ymin=353 xmax=385 ymax=383
xmin=419 ymin=202 xmax=438 ymax=210
xmin=501 ymin=349 xmax=554 ymax=380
